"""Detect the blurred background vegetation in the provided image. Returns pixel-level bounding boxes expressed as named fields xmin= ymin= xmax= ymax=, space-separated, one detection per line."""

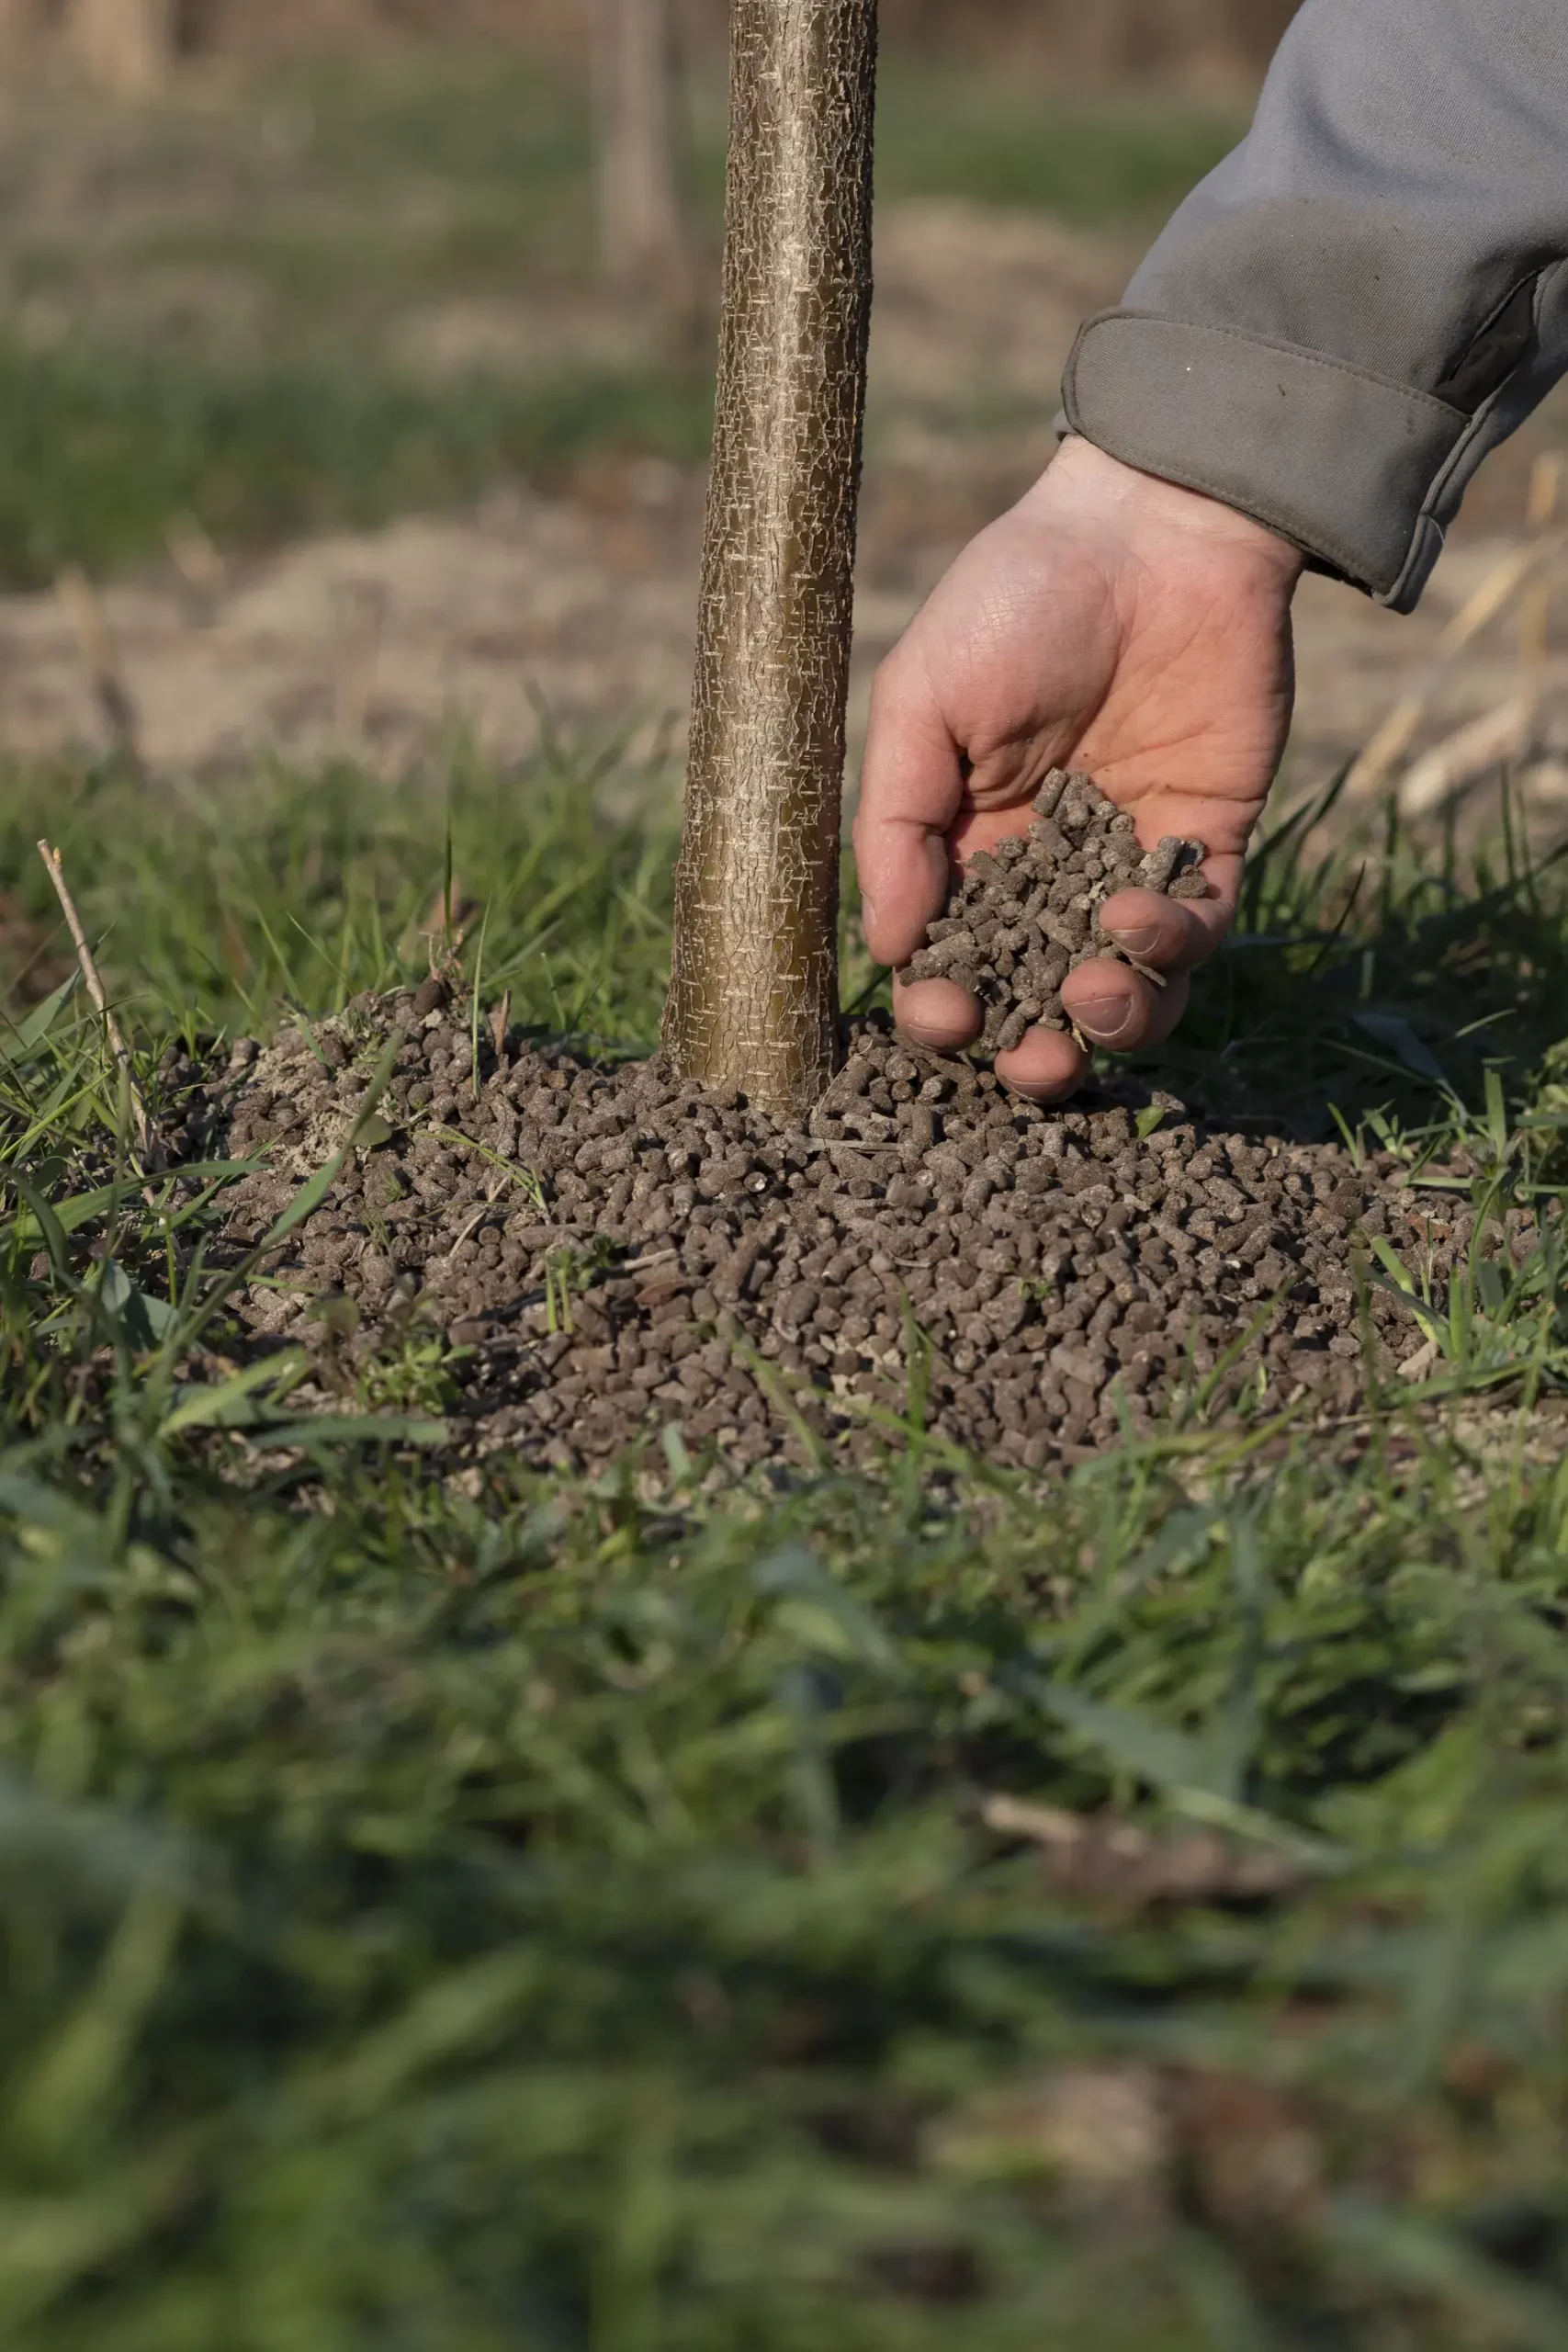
xmin=0 ymin=0 xmax=1279 ymax=585
xmin=5 ymin=1 xmax=1302 ymax=84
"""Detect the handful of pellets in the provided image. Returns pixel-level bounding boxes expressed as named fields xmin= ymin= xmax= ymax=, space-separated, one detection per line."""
xmin=902 ymin=767 xmax=1210 ymax=1055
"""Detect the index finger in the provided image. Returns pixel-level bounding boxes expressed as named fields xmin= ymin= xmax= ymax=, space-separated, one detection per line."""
xmin=852 ymin=649 xmax=966 ymax=969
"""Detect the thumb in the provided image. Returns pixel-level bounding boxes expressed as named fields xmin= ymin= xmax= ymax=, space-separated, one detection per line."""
xmin=853 ymin=648 xmax=967 ymax=969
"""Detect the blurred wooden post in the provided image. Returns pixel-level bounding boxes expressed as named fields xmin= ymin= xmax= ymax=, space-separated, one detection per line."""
xmin=68 ymin=0 xmax=178 ymax=96
xmin=592 ymin=0 xmax=693 ymax=311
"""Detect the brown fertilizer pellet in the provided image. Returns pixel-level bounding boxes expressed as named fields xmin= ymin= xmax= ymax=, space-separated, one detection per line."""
xmin=158 ymin=982 xmax=1517 ymax=1479
xmin=903 ymin=767 xmax=1208 ymax=1053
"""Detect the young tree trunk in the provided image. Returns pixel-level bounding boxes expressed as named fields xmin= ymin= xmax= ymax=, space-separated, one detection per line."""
xmin=592 ymin=0 xmax=692 ymax=305
xmin=68 ymin=0 xmax=177 ymax=96
xmin=663 ymin=0 xmax=878 ymax=1119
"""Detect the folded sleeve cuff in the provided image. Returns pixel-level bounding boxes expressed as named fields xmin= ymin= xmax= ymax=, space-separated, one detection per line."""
xmin=1062 ymin=311 xmax=1472 ymax=612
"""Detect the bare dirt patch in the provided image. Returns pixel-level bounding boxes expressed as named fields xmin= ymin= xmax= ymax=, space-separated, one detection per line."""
xmin=0 ymin=480 xmax=705 ymax=776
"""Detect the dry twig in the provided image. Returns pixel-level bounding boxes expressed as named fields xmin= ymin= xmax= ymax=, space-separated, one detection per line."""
xmin=165 ymin=514 xmax=226 ymax=623
xmin=489 ymin=989 xmax=512 ymax=1059
xmin=36 ymin=840 xmax=162 ymax=1171
xmin=1387 ymin=458 xmax=1567 ymax=818
xmin=400 ymin=876 xmax=480 ymax=970
xmin=1398 ymin=696 xmax=1535 ymax=819
xmin=979 ymin=1792 xmax=1305 ymax=1905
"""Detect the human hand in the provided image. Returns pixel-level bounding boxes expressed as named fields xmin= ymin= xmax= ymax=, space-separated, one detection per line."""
xmin=853 ymin=436 xmax=1303 ymax=1100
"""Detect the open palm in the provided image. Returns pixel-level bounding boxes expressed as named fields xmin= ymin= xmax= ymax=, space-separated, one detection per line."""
xmin=853 ymin=437 xmax=1303 ymax=1098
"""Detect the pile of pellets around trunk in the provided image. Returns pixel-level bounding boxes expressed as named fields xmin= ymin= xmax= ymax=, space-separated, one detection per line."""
xmin=903 ymin=767 xmax=1209 ymax=1053
xmin=164 ymin=980 xmax=1542 ymax=1477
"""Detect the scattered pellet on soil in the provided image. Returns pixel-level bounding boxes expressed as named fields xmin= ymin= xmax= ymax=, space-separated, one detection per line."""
xmin=168 ymin=980 xmax=1530 ymax=1477
xmin=903 ymin=768 xmax=1209 ymax=1053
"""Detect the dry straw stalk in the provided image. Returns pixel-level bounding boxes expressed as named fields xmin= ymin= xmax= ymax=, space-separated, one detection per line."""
xmin=36 ymin=839 xmax=162 ymax=1172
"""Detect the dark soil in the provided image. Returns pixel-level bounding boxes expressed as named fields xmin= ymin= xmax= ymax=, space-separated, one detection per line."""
xmin=903 ymin=769 xmax=1208 ymax=1052
xmin=172 ymin=981 xmax=1531 ymax=1476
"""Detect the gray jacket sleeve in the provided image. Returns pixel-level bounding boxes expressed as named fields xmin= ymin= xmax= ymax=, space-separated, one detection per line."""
xmin=1061 ymin=0 xmax=1568 ymax=611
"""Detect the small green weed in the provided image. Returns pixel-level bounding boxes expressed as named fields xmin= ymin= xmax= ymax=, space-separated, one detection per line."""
xmin=355 ymin=1326 xmax=470 ymax=1418
xmin=545 ymin=1235 xmax=621 ymax=1337
xmin=1361 ymin=1069 xmax=1568 ymax=1395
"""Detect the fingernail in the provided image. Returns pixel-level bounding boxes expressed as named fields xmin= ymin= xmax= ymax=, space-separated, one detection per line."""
xmin=1076 ymin=996 xmax=1135 ymax=1043
xmin=1102 ymin=922 xmax=1158 ymax=956
xmin=861 ymin=895 xmax=878 ymax=933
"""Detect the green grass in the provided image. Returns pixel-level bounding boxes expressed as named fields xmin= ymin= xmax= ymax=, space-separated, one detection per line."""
xmin=0 ymin=752 xmax=683 ymax=1050
xmin=3 ymin=752 xmax=1568 ymax=2345
xmin=0 ymin=51 xmax=604 ymax=337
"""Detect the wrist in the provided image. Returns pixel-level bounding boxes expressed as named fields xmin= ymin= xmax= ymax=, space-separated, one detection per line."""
xmin=1033 ymin=435 xmax=1305 ymax=594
